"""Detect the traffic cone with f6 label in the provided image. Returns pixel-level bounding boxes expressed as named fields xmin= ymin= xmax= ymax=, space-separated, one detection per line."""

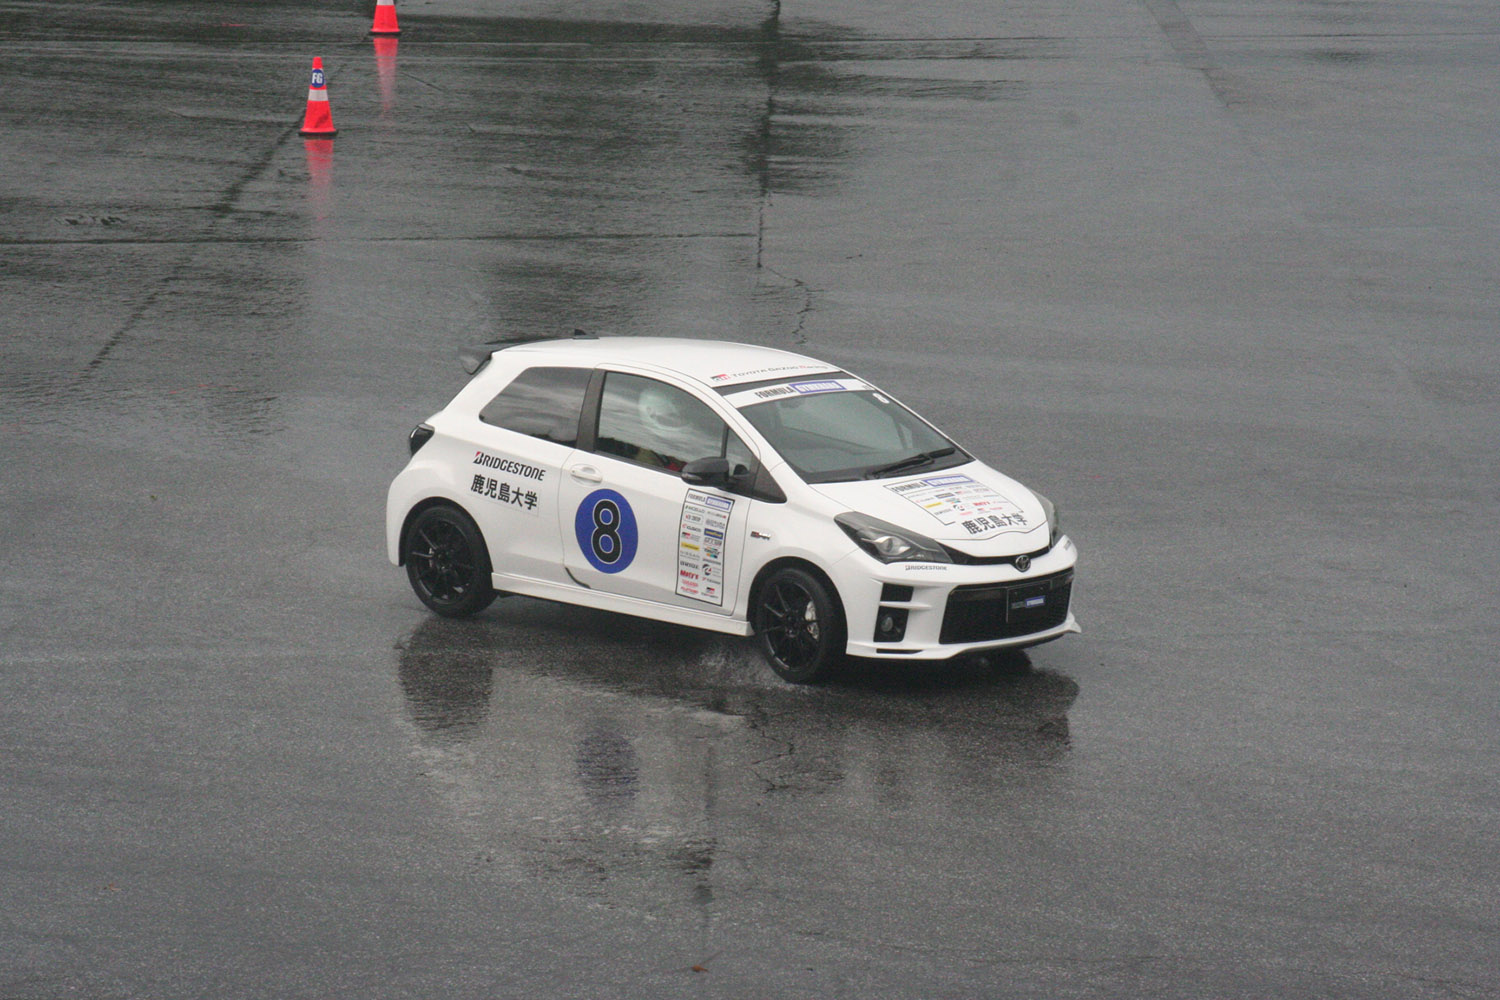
xmin=371 ymin=0 xmax=400 ymax=35
xmin=298 ymin=57 xmax=336 ymax=137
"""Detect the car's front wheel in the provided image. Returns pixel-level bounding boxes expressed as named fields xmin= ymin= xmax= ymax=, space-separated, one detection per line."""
xmin=403 ymin=505 xmax=496 ymax=617
xmin=753 ymin=566 xmax=845 ymax=683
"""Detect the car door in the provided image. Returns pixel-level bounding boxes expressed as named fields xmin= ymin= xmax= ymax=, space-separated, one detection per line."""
xmin=463 ymin=364 xmax=591 ymax=585
xmin=558 ymin=371 xmax=750 ymax=614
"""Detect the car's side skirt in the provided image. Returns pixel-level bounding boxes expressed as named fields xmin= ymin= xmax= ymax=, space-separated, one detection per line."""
xmin=492 ymin=573 xmax=754 ymax=638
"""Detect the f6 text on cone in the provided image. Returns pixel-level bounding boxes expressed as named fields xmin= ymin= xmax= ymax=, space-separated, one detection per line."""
xmin=298 ymin=57 xmax=336 ymax=137
xmin=371 ymin=0 xmax=400 ymax=36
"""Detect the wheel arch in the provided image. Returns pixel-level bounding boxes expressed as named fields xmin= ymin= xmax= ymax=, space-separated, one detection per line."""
xmin=747 ymin=556 xmax=847 ymax=633
xmin=397 ymin=496 xmax=484 ymax=567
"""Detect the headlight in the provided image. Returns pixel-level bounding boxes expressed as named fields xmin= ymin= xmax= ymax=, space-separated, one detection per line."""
xmin=1035 ymin=492 xmax=1059 ymax=548
xmin=835 ymin=512 xmax=951 ymax=564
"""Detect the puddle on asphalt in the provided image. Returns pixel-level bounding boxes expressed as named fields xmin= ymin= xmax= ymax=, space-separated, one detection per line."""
xmin=1307 ymin=48 xmax=1372 ymax=65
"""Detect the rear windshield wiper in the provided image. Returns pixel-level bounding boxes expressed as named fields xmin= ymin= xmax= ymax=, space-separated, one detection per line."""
xmin=864 ymin=447 xmax=957 ymax=480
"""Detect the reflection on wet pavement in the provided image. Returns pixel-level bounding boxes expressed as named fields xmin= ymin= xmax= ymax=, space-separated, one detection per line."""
xmin=303 ymin=138 xmax=333 ymax=222
xmin=372 ymin=37 xmax=398 ymax=115
xmin=396 ymin=598 xmax=1077 ymax=909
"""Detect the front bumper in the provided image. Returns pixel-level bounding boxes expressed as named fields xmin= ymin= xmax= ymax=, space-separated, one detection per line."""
xmin=834 ymin=536 xmax=1080 ymax=660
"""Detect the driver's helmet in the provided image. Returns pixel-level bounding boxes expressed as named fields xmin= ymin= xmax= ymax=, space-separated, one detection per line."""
xmin=637 ymin=383 xmax=690 ymax=438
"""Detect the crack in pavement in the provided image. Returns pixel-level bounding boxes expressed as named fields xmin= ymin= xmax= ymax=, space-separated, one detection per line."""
xmin=75 ymin=121 xmax=300 ymax=382
xmin=1138 ymin=0 xmax=1247 ymax=107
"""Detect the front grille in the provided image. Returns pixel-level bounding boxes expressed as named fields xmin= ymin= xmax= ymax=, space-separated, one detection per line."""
xmin=940 ymin=542 xmax=1052 ymax=568
xmin=939 ymin=570 xmax=1072 ymax=645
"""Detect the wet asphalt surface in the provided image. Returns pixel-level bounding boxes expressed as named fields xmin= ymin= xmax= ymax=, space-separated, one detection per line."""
xmin=2 ymin=0 xmax=1498 ymax=997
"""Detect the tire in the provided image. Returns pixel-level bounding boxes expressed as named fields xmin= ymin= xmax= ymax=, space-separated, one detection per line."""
xmin=403 ymin=505 xmax=496 ymax=618
xmin=752 ymin=566 xmax=845 ymax=684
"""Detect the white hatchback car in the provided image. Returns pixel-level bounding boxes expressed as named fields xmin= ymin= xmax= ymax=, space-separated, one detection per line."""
xmin=386 ymin=334 xmax=1078 ymax=682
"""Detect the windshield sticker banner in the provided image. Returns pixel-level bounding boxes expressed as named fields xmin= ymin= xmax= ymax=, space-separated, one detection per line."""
xmin=887 ymin=475 xmax=1029 ymax=536
xmin=677 ymin=489 xmax=734 ymax=605
xmin=724 ymin=378 xmax=870 ymax=409
xmin=708 ymin=363 xmax=835 ymax=386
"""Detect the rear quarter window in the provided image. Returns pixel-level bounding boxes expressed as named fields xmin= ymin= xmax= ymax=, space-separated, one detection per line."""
xmin=478 ymin=366 xmax=592 ymax=447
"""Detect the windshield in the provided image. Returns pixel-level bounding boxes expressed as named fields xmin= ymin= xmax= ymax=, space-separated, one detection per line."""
xmin=739 ymin=386 xmax=970 ymax=483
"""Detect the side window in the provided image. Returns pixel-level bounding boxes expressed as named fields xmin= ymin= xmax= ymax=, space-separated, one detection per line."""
xmin=478 ymin=366 xmax=591 ymax=447
xmin=726 ymin=432 xmax=755 ymax=478
xmin=595 ymin=373 xmax=726 ymax=473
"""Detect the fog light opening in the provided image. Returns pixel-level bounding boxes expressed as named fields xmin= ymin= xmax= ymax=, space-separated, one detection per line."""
xmin=873 ymin=605 xmax=909 ymax=643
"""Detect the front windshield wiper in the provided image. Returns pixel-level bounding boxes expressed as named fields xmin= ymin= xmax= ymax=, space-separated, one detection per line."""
xmin=863 ymin=447 xmax=957 ymax=480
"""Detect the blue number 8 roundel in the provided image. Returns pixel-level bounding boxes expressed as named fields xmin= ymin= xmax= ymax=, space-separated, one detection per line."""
xmin=575 ymin=489 xmax=638 ymax=573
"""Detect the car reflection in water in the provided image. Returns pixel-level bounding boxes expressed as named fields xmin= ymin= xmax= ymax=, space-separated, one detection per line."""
xmin=395 ymin=598 xmax=1078 ymax=910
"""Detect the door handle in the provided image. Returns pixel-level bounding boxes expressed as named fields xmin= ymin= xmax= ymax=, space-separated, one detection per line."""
xmin=570 ymin=466 xmax=604 ymax=484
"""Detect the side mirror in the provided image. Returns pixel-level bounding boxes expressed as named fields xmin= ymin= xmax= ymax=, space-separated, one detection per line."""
xmin=680 ymin=456 xmax=731 ymax=488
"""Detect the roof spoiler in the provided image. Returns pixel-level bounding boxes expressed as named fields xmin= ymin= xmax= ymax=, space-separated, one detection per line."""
xmin=459 ymin=329 xmax=601 ymax=375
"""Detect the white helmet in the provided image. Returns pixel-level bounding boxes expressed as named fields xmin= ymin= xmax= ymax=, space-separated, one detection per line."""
xmin=637 ymin=383 xmax=690 ymax=437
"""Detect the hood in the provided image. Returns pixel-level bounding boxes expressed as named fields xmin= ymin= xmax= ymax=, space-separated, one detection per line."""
xmin=808 ymin=462 xmax=1050 ymax=554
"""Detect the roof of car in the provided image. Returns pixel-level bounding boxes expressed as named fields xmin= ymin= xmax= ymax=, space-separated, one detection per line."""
xmin=487 ymin=335 xmax=844 ymax=389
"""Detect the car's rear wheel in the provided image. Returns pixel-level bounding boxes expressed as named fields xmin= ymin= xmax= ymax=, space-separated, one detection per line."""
xmin=404 ymin=505 xmax=496 ymax=617
xmin=753 ymin=566 xmax=845 ymax=683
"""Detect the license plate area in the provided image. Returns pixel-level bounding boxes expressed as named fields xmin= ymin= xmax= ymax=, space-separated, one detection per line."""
xmin=1006 ymin=581 xmax=1052 ymax=622
xmin=939 ymin=570 xmax=1073 ymax=645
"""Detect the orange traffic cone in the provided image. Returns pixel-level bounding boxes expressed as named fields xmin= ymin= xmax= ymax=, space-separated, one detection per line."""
xmin=298 ymin=57 xmax=336 ymax=137
xmin=371 ymin=0 xmax=400 ymax=36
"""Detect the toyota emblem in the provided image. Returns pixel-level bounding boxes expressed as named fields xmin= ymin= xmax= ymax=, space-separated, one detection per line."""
xmin=1014 ymin=554 xmax=1031 ymax=572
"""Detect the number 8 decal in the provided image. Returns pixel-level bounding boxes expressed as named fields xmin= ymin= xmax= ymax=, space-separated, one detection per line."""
xmin=575 ymin=489 xmax=638 ymax=573
xmin=590 ymin=497 xmax=623 ymax=564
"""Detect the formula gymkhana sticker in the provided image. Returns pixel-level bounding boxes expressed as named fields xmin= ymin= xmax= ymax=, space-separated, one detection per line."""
xmin=887 ymin=474 xmax=1030 ymax=536
xmin=677 ymin=489 xmax=734 ymax=605
xmin=723 ymin=377 xmax=870 ymax=409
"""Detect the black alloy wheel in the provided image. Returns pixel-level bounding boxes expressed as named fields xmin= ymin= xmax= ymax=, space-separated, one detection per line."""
xmin=753 ymin=566 xmax=845 ymax=683
xmin=404 ymin=505 xmax=496 ymax=617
